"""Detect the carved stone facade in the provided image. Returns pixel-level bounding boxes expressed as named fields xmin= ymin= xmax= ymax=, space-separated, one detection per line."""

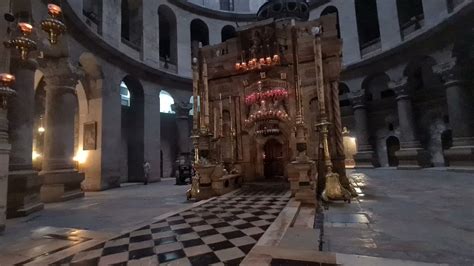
xmin=190 ymin=14 xmax=347 ymax=201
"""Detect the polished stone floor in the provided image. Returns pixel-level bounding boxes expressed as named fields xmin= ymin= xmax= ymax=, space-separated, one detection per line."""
xmin=323 ymin=169 xmax=474 ymax=265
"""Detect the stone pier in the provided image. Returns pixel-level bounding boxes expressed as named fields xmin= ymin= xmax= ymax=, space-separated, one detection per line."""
xmin=39 ymin=65 xmax=84 ymax=203
xmin=7 ymin=59 xmax=43 ymax=218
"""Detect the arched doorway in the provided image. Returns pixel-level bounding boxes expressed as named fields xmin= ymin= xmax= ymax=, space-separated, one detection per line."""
xmin=120 ymin=77 xmax=144 ymax=182
xmin=386 ymin=136 xmax=400 ymax=167
xmin=190 ymin=19 xmax=209 ymax=58
xmin=263 ymin=139 xmax=284 ymax=179
xmin=441 ymin=130 xmax=452 ymax=166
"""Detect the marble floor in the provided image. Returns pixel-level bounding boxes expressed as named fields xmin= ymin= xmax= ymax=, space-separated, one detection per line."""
xmin=322 ymin=169 xmax=474 ymax=265
xmin=0 ymin=181 xmax=290 ymax=265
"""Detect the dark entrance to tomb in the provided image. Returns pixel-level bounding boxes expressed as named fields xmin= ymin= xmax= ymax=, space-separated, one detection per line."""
xmin=264 ymin=139 xmax=284 ymax=179
xmin=386 ymin=136 xmax=400 ymax=167
xmin=441 ymin=129 xmax=453 ymax=166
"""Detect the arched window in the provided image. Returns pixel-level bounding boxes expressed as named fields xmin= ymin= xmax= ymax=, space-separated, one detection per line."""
xmin=158 ymin=5 xmax=177 ymax=66
xmin=221 ymin=25 xmax=236 ymax=42
xmin=190 ymin=19 xmax=209 ymax=58
xmin=120 ymin=81 xmax=131 ymax=107
xmin=355 ymin=0 xmax=381 ymax=55
xmin=83 ymin=0 xmax=102 ymax=32
xmin=160 ymin=90 xmax=175 ymax=113
xmin=320 ymin=6 xmax=340 ymax=38
xmin=396 ymin=0 xmax=424 ymax=38
xmin=121 ymin=0 xmax=143 ymax=50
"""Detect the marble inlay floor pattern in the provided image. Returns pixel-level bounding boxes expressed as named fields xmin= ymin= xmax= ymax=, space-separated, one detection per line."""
xmin=56 ymin=189 xmax=290 ymax=265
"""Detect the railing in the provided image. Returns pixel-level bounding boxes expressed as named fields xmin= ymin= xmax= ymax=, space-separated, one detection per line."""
xmin=360 ymin=37 xmax=381 ymax=57
xmin=400 ymin=14 xmax=425 ymax=39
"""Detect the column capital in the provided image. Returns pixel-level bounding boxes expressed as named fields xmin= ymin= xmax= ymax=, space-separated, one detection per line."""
xmin=432 ymin=58 xmax=469 ymax=86
xmin=172 ymin=101 xmax=193 ymax=119
xmin=350 ymin=91 xmax=367 ymax=110
xmin=388 ymin=77 xmax=410 ymax=100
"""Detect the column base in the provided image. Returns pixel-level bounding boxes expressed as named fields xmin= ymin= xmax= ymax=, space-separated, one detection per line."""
xmin=395 ymin=148 xmax=431 ymax=169
xmin=289 ymin=160 xmax=316 ymax=205
xmin=194 ymin=184 xmax=215 ymax=200
xmin=40 ymin=169 xmax=85 ymax=203
xmin=444 ymin=145 xmax=474 ymax=172
xmin=353 ymin=150 xmax=378 ymax=168
xmin=7 ymin=170 xmax=44 ymax=218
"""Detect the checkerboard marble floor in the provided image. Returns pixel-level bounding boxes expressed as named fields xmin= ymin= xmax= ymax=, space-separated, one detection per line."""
xmin=58 ymin=188 xmax=290 ymax=265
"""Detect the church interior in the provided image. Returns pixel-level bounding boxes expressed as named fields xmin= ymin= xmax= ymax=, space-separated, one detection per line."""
xmin=0 ymin=0 xmax=473 ymax=265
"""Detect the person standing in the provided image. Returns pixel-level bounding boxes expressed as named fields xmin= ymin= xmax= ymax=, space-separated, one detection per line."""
xmin=143 ymin=161 xmax=151 ymax=185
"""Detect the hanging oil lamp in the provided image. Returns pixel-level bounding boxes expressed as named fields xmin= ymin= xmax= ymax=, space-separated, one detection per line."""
xmin=4 ymin=22 xmax=37 ymax=60
xmin=41 ymin=4 xmax=67 ymax=44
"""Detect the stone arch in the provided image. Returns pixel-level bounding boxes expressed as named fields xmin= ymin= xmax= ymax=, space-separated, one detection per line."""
xmin=355 ymin=0 xmax=381 ymax=54
xmin=396 ymin=0 xmax=424 ymax=37
xmin=320 ymin=6 xmax=340 ymax=38
xmin=221 ymin=25 xmax=236 ymax=42
xmin=404 ymin=56 xmax=441 ymax=91
xmin=33 ymin=76 xmax=46 ymax=170
xmin=160 ymin=90 xmax=175 ymax=114
xmin=190 ymin=19 xmax=209 ymax=57
xmin=361 ymin=73 xmax=391 ymax=102
xmin=120 ymin=75 xmax=145 ymax=182
xmin=338 ymin=83 xmax=351 ymax=107
xmin=121 ymin=0 xmax=143 ymax=50
xmin=158 ymin=4 xmax=177 ymax=66
xmin=386 ymin=136 xmax=400 ymax=167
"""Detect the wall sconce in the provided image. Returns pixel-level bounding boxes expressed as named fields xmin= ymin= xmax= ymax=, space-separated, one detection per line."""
xmin=0 ymin=73 xmax=16 ymax=108
xmin=41 ymin=4 xmax=66 ymax=44
xmin=4 ymin=23 xmax=37 ymax=60
xmin=38 ymin=115 xmax=45 ymax=133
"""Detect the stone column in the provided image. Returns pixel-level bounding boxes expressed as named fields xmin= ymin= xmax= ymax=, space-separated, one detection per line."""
xmin=39 ymin=75 xmax=84 ymax=203
xmin=433 ymin=60 xmax=474 ymax=171
xmin=351 ymin=92 xmax=378 ymax=168
xmin=172 ymin=102 xmax=192 ymax=156
xmin=7 ymin=59 xmax=43 ymax=218
xmin=0 ymin=107 xmax=10 ymax=233
xmin=389 ymin=78 xmax=430 ymax=169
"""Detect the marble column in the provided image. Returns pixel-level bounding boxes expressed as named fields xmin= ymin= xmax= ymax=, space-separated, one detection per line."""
xmin=389 ymin=78 xmax=430 ymax=169
xmin=433 ymin=60 xmax=474 ymax=171
xmin=171 ymin=102 xmax=192 ymax=156
xmin=39 ymin=75 xmax=84 ymax=203
xmin=7 ymin=59 xmax=43 ymax=218
xmin=351 ymin=92 xmax=378 ymax=168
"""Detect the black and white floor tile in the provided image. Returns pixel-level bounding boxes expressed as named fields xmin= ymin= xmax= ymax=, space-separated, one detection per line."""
xmin=60 ymin=189 xmax=290 ymax=265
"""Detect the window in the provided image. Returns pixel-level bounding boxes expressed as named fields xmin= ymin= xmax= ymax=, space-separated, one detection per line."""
xmin=355 ymin=0 xmax=381 ymax=54
xmin=160 ymin=90 xmax=175 ymax=113
xmin=397 ymin=0 xmax=424 ymax=37
xmin=121 ymin=0 xmax=143 ymax=50
xmin=220 ymin=0 xmax=234 ymax=11
xmin=83 ymin=0 xmax=102 ymax=26
xmin=120 ymin=82 xmax=131 ymax=107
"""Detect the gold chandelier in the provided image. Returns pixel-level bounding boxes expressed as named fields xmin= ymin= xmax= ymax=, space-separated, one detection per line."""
xmin=4 ymin=22 xmax=37 ymax=60
xmin=41 ymin=4 xmax=67 ymax=44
